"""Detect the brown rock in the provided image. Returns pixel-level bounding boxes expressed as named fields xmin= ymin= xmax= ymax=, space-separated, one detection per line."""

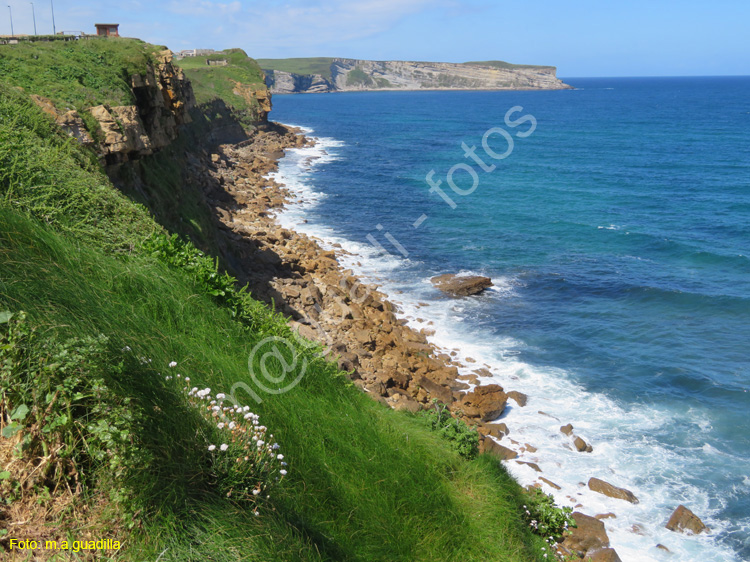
xmin=482 ymin=438 xmax=517 ymax=460
xmin=665 ymin=505 xmax=708 ymax=535
xmin=562 ymin=511 xmax=610 ymax=556
xmin=386 ymin=370 xmax=410 ymax=390
xmin=595 ymin=513 xmax=617 ymax=520
xmin=655 ymin=544 xmax=670 ymax=552
xmin=389 ymin=394 xmax=421 ymax=414
xmin=479 ymin=423 xmax=509 ymax=439
xmin=588 ymin=478 xmax=639 ymax=504
xmin=540 ymin=477 xmax=561 ymax=490
xmin=506 ymin=390 xmax=528 ymax=407
xmin=574 ymin=436 xmax=593 ymax=453
xmin=459 ymin=384 xmax=507 ymax=422
xmin=430 ymin=274 xmax=493 ymax=296
xmin=416 ymin=376 xmax=454 ymax=405
xmin=561 ymin=423 xmax=574 ymax=435
xmin=516 ymin=461 xmax=542 ymax=472
xmin=586 ymin=547 xmax=623 ymax=562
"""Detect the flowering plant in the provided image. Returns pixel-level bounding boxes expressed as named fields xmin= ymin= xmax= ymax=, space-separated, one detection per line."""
xmin=166 ymin=365 xmax=287 ymax=514
xmin=521 ymin=487 xmax=575 ymax=556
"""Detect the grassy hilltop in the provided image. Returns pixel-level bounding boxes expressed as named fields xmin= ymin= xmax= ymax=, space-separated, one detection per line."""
xmin=0 ymin=38 xmax=551 ymax=561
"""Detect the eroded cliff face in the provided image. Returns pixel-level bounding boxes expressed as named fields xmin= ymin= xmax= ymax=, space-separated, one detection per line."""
xmin=91 ymin=50 xmax=196 ymax=166
xmin=265 ymin=58 xmax=571 ymax=94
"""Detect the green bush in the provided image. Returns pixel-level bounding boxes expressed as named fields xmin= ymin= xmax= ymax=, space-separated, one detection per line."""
xmin=0 ymin=311 xmax=148 ymax=509
xmin=420 ymin=399 xmax=479 ymax=460
xmin=521 ymin=486 xmax=576 ymax=551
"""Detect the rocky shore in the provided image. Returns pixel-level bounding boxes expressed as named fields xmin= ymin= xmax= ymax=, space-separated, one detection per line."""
xmin=185 ymin=123 xmax=707 ymax=562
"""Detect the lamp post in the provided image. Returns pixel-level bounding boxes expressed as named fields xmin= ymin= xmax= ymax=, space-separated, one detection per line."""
xmin=49 ymin=0 xmax=54 ymax=34
xmin=7 ymin=4 xmax=13 ymax=36
xmin=30 ymin=2 xmax=36 ymax=35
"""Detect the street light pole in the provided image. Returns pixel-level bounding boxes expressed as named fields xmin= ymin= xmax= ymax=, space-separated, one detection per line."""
xmin=30 ymin=2 xmax=36 ymax=35
xmin=50 ymin=0 xmax=55 ymax=34
xmin=7 ymin=4 xmax=13 ymax=36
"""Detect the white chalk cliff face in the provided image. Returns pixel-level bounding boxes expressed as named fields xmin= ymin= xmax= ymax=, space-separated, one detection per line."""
xmin=265 ymin=58 xmax=571 ymax=94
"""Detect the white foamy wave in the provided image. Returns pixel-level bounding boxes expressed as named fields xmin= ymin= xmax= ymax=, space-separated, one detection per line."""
xmin=267 ymin=127 xmax=743 ymax=562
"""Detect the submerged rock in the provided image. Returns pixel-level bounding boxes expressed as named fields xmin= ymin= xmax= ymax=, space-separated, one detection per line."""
xmin=430 ymin=274 xmax=493 ymax=296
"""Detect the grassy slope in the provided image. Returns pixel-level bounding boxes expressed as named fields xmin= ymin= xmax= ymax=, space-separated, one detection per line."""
xmin=255 ymin=57 xmax=335 ymax=79
xmin=256 ymin=58 xmax=555 ymax=78
xmin=179 ymin=49 xmax=268 ymax=128
xmin=0 ymin=37 xmax=162 ymax=109
xmin=463 ymin=60 xmax=555 ymax=71
xmin=0 ymin=44 xmax=546 ymax=562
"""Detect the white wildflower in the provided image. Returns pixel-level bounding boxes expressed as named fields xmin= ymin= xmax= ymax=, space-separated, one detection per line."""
xmin=169 ymin=361 xmax=177 ymax=368
xmin=184 ymin=377 xmax=190 ymax=382
xmin=279 ymin=469 xmax=287 ymax=476
xmin=217 ymin=422 xmax=225 ymax=429
xmin=122 ymin=346 xmax=131 ymax=352
xmin=228 ymin=421 xmax=236 ymax=430
xmin=277 ymin=454 xmax=284 ymax=460
xmin=220 ymin=443 xmax=228 ymax=451
xmin=216 ymin=393 xmax=225 ymax=400
xmin=252 ymin=489 xmax=260 ymax=496
xmin=208 ymin=445 xmax=216 ymax=451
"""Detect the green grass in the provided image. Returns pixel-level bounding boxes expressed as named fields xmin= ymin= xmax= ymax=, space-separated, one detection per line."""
xmin=0 ymin=43 xmax=548 ymax=562
xmin=462 ymin=60 xmax=555 ymax=72
xmin=345 ymin=67 xmax=374 ymax=87
xmin=255 ymin=58 xmax=335 ymax=79
xmin=0 ymin=38 xmax=163 ymax=110
xmin=178 ymin=49 xmax=268 ymax=128
xmin=0 ymin=208 xmax=546 ymax=561
xmin=0 ymin=81 xmax=159 ymax=252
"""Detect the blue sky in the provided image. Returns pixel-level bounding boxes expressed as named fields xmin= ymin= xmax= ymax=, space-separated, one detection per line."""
xmin=4 ymin=0 xmax=749 ymax=76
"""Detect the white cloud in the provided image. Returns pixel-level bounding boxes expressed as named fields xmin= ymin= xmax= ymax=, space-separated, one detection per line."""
xmin=161 ymin=0 xmax=444 ymax=51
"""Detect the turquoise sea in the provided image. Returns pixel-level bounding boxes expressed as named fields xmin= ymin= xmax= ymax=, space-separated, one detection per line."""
xmin=267 ymin=77 xmax=750 ymax=561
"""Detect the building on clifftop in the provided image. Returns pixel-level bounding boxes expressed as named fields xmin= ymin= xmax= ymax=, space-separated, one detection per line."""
xmin=95 ymin=23 xmax=119 ymax=37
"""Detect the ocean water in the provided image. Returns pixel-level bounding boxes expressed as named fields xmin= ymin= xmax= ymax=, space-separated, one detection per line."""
xmin=266 ymin=77 xmax=750 ymax=562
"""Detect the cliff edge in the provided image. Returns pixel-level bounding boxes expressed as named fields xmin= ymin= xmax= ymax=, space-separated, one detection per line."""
xmin=260 ymin=57 xmax=572 ymax=93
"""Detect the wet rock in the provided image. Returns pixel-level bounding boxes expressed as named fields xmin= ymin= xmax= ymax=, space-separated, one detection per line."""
xmin=595 ymin=513 xmax=617 ymax=520
xmin=539 ymin=477 xmax=561 ymax=490
xmin=588 ymin=478 xmax=639 ymax=504
xmin=516 ymin=460 xmax=542 ymax=472
xmin=506 ymin=390 xmax=528 ymax=407
xmin=665 ymin=505 xmax=708 ymax=535
xmin=655 ymin=544 xmax=671 ymax=552
xmin=562 ymin=511 xmax=610 ymax=556
xmin=574 ymin=435 xmax=593 ymax=453
xmin=587 ymin=547 xmax=623 ymax=562
xmin=561 ymin=423 xmax=574 ymax=435
xmin=430 ymin=274 xmax=493 ymax=296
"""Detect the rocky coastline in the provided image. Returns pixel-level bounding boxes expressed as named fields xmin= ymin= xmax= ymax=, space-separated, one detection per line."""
xmin=186 ymin=123 xmax=708 ymax=562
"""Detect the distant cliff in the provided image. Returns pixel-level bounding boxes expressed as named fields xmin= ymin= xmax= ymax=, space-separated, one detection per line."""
xmin=260 ymin=58 xmax=571 ymax=94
